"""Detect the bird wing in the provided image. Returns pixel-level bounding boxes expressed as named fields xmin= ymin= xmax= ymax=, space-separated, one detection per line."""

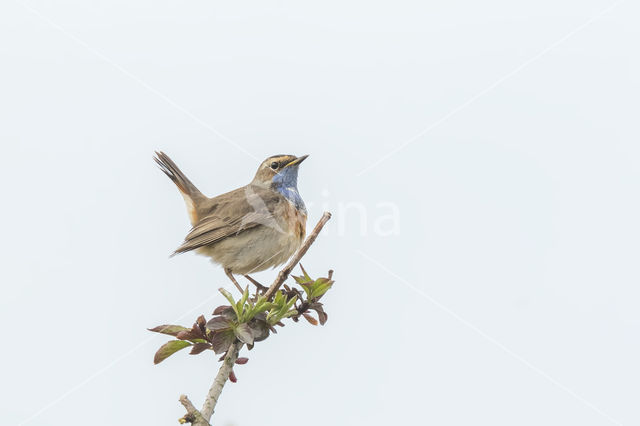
xmin=172 ymin=185 xmax=283 ymax=255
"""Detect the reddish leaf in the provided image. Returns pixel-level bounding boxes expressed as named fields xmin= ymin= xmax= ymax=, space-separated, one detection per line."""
xmin=311 ymin=302 xmax=329 ymax=325
xmin=303 ymin=313 xmax=318 ymax=326
xmin=190 ymin=342 xmax=211 ymax=355
xmin=229 ymin=370 xmax=237 ymax=383
xmin=148 ymin=325 xmax=189 ymax=337
xmin=213 ymin=305 xmax=230 ymax=315
xmin=235 ymin=357 xmax=249 ymax=365
xmin=213 ymin=305 xmax=236 ymax=320
xmin=176 ymin=329 xmax=204 ymax=341
xmin=248 ymin=320 xmax=270 ymax=342
xmin=316 ymin=310 xmax=328 ymax=325
xmin=234 ymin=323 xmax=254 ymax=345
xmin=253 ymin=312 xmax=267 ymax=322
xmin=196 ymin=315 xmax=207 ymax=333
xmin=206 ymin=316 xmax=232 ymax=331
xmin=211 ymin=330 xmax=235 ymax=354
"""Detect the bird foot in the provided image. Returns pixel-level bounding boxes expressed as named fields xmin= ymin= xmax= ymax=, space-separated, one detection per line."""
xmin=243 ymin=275 xmax=269 ymax=294
xmin=224 ymin=268 xmax=244 ymax=294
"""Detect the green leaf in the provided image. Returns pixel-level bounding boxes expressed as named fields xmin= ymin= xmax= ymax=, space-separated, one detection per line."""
xmin=252 ymin=296 xmax=271 ymax=312
xmin=244 ymin=298 xmax=274 ymax=322
xmin=299 ymin=283 xmax=313 ymax=299
xmin=278 ymin=295 xmax=297 ymax=319
xmin=240 ymin=286 xmax=249 ymax=306
xmin=219 ymin=288 xmax=239 ymax=317
xmin=292 ymin=274 xmax=311 ymax=285
xmin=299 ymin=264 xmax=312 ymax=281
xmin=285 ymin=295 xmax=298 ymax=310
xmin=234 ymin=323 xmax=254 ymax=345
xmin=281 ymin=309 xmax=298 ymax=320
xmin=153 ymin=340 xmax=192 ymax=364
xmin=310 ymin=280 xmax=333 ymax=299
xmin=236 ymin=287 xmax=250 ymax=321
xmin=148 ymin=325 xmax=189 ymax=337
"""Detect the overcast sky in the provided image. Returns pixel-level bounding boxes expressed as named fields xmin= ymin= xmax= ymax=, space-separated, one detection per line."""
xmin=1 ymin=0 xmax=639 ymax=425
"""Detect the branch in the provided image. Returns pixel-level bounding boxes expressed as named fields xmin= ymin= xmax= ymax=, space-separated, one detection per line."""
xmin=178 ymin=395 xmax=207 ymax=426
xmin=264 ymin=211 xmax=332 ymax=300
xmin=200 ymin=341 xmax=241 ymax=420
xmin=178 ymin=211 xmax=332 ymax=424
xmin=178 ymin=341 xmax=241 ymax=426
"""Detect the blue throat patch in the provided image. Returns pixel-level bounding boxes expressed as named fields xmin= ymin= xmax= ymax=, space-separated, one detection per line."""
xmin=272 ymin=166 xmax=306 ymax=213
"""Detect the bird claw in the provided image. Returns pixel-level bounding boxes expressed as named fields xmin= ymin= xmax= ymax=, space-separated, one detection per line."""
xmin=244 ymin=275 xmax=269 ymax=294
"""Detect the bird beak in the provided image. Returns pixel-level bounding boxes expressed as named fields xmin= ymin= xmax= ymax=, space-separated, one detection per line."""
xmin=284 ymin=154 xmax=309 ymax=168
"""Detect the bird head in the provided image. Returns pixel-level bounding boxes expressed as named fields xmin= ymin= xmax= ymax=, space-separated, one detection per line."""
xmin=252 ymin=154 xmax=309 ymax=189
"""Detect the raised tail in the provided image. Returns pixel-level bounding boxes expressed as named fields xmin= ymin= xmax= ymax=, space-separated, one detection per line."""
xmin=154 ymin=151 xmax=205 ymax=225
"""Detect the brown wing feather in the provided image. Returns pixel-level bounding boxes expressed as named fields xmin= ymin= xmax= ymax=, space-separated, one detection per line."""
xmin=172 ymin=184 xmax=284 ymax=255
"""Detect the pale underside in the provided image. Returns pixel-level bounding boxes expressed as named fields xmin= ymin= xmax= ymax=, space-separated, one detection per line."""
xmin=196 ymin=222 xmax=303 ymax=275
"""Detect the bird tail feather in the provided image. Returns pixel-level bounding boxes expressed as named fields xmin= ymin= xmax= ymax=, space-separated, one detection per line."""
xmin=154 ymin=151 xmax=204 ymax=224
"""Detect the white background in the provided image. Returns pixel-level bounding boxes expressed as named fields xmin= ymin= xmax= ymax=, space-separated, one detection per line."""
xmin=1 ymin=0 xmax=639 ymax=425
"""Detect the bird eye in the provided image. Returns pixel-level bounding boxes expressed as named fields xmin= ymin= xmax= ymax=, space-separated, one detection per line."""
xmin=270 ymin=162 xmax=278 ymax=170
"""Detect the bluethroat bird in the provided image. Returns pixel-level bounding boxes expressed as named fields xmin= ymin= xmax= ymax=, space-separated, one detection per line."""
xmin=154 ymin=152 xmax=308 ymax=293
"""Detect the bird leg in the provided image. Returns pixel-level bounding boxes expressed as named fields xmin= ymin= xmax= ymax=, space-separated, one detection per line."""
xmin=243 ymin=275 xmax=269 ymax=294
xmin=224 ymin=268 xmax=244 ymax=294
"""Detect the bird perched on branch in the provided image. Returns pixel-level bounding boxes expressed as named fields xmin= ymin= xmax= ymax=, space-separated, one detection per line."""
xmin=154 ymin=151 xmax=308 ymax=293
